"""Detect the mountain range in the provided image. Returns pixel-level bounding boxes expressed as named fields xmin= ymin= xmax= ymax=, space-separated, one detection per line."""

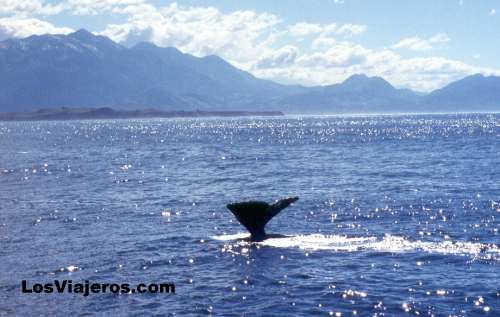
xmin=0 ymin=29 xmax=499 ymax=113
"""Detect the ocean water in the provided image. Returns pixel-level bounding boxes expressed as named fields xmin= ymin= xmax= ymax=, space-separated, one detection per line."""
xmin=0 ymin=113 xmax=499 ymax=316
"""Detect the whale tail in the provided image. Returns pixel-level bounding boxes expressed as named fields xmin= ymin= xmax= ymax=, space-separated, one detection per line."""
xmin=226 ymin=197 xmax=299 ymax=241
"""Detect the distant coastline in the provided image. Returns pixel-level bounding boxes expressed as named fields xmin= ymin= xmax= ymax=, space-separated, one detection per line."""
xmin=0 ymin=107 xmax=284 ymax=122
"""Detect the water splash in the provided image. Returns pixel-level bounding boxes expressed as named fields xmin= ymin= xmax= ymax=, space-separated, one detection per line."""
xmin=211 ymin=233 xmax=499 ymax=260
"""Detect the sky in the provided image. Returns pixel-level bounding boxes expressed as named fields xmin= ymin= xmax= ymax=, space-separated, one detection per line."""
xmin=0 ymin=0 xmax=499 ymax=91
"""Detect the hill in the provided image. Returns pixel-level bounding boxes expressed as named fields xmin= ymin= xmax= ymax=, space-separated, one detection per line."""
xmin=0 ymin=29 xmax=499 ymax=113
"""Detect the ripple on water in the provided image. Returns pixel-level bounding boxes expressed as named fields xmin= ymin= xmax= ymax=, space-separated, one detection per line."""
xmin=1 ymin=114 xmax=499 ymax=316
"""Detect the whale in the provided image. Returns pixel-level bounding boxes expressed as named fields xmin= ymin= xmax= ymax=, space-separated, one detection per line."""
xmin=226 ymin=197 xmax=299 ymax=241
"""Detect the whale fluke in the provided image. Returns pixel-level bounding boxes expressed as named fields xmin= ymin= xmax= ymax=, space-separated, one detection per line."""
xmin=226 ymin=197 xmax=299 ymax=241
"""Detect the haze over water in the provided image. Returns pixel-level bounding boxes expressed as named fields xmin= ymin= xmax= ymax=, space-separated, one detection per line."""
xmin=0 ymin=113 xmax=499 ymax=316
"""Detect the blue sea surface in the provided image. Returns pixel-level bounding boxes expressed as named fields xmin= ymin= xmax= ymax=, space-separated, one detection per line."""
xmin=0 ymin=113 xmax=499 ymax=316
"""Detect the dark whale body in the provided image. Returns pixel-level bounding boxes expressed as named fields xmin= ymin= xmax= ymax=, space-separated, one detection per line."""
xmin=226 ymin=197 xmax=299 ymax=241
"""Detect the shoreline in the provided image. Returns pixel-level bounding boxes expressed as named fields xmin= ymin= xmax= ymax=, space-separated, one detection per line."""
xmin=0 ymin=107 xmax=284 ymax=122
xmin=1 ymin=107 xmax=498 ymax=122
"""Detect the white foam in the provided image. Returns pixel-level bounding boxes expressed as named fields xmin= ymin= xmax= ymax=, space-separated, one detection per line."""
xmin=211 ymin=233 xmax=499 ymax=260
xmin=212 ymin=232 xmax=250 ymax=241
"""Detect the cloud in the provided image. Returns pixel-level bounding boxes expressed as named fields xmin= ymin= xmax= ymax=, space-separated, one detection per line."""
xmin=0 ymin=17 xmax=73 ymax=40
xmin=0 ymin=0 xmax=149 ymax=18
xmin=393 ymin=37 xmax=433 ymax=51
xmin=289 ymin=22 xmax=365 ymax=39
xmin=391 ymin=57 xmax=488 ymax=91
xmin=100 ymin=2 xmax=282 ymax=64
xmin=335 ymin=24 xmax=367 ymax=37
xmin=298 ymin=42 xmax=368 ymax=68
xmin=66 ymin=0 xmax=146 ymax=16
xmin=255 ymin=45 xmax=298 ymax=69
xmin=312 ymin=36 xmax=336 ymax=49
xmin=252 ymin=37 xmax=498 ymax=92
xmin=288 ymin=22 xmax=323 ymax=38
xmin=392 ymin=33 xmax=450 ymax=51
xmin=0 ymin=0 xmax=64 ymax=16
xmin=489 ymin=9 xmax=497 ymax=16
